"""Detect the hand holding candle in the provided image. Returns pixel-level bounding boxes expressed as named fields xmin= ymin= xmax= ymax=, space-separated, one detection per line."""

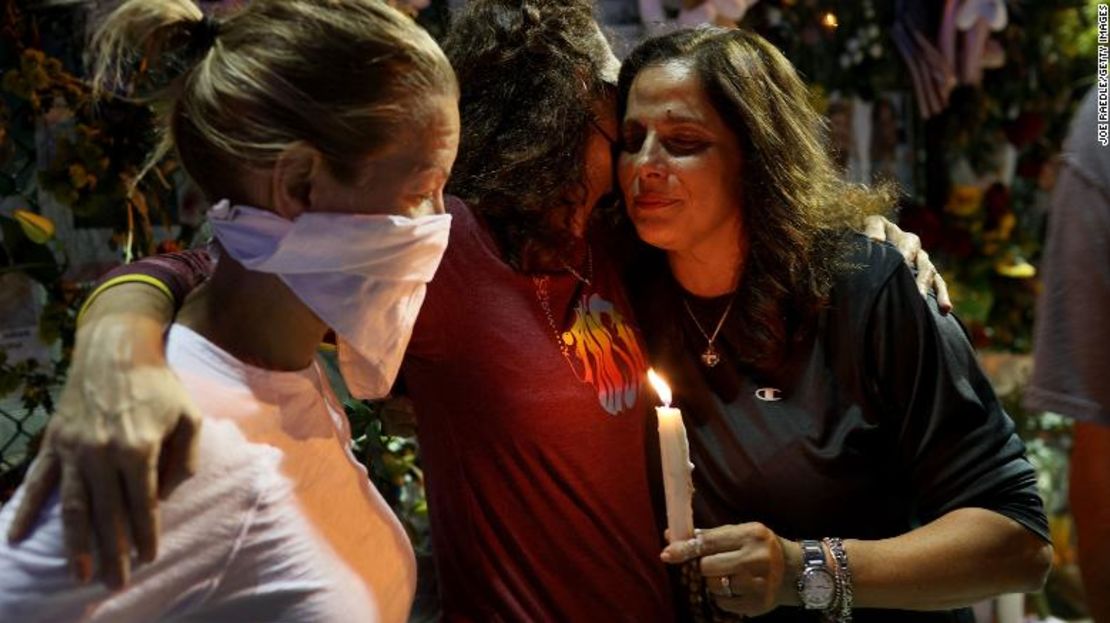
xmin=648 ymin=369 xmax=695 ymax=544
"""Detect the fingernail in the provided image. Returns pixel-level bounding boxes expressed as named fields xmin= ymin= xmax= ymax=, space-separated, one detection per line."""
xmin=661 ymin=551 xmax=673 ymax=562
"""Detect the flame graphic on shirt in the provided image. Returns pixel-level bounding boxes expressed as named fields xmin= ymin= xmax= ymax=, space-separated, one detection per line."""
xmin=562 ymin=293 xmax=648 ymax=415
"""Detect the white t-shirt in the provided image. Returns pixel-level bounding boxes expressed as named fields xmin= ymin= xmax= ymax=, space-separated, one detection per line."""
xmin=0 ymin=324 xmax=416 ymax=622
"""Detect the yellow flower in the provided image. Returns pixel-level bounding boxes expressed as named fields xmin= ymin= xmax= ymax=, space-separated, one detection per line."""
xmin=27 ymin=67 xmax=49 ymax=91
xmin=996 ymin=212 xmax=1016 ymax=239
xmin=44 ymin=58 xmax=63 ymax=77
xmin=995 ymin=257 xmax=1036 ymax=279
xmin=2 ymin=70 xmax=30 ymax=100
xmin=1048 ymin=514 xmax=1075 ymax=567
xmin=945 ymin=185 xmax=984 ymax=217
xmin=13 ymin=209 xmax=55 ymax=244
xmin=69 ymin=163 xmax=90 ymax=189
xmin=20 ymin=49 xmax=45 ymax=73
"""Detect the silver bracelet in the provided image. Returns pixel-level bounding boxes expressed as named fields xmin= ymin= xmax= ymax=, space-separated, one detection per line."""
xmin=823 ymin=537 xmax=853 ymax=623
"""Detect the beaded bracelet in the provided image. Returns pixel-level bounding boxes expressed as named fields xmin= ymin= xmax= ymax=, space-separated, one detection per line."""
xmin=822 ymin=537 xmax=854 ymax=623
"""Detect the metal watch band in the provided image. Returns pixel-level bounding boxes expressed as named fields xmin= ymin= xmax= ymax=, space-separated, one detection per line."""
xmin=797 ymin=539 xmax=837 ymax=611
xmin=801 ymin=539 xmax=826 ymax=568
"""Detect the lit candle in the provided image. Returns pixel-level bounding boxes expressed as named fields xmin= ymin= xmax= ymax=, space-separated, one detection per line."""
xmin=648 ymin=369 xmax=695 ymax=543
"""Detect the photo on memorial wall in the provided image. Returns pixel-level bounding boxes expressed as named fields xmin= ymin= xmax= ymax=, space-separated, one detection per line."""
xmin=869 ymin=91 xmax=915 ymax=195
xmin=826 ymin=91 xmax=916 ymax=197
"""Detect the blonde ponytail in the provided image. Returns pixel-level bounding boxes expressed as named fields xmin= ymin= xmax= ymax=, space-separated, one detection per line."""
xmin=87 ymin=0 xmax=456 ymax=202
xmin=89 ymin=0 xmax=207 ymax=99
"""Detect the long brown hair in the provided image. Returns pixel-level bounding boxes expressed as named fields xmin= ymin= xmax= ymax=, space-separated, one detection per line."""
xmin=619 ymin=27 xmax=894 ymax=368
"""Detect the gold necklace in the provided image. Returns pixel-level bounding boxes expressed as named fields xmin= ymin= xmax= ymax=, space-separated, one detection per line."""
xmin=559 ymin=246 xmax=593 ymax=286
xmin=682 ymin=295 xmax=735 ymax=367
xmin=534 ymin=274 xmax=586 ymax=380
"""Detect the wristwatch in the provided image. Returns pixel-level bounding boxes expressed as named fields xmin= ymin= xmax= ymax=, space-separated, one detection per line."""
xmin=796 ymin=539 xmax=836 ymax=610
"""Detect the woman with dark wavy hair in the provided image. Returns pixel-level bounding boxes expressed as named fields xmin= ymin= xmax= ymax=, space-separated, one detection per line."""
xmin=618 ymin=27 xmax=1051 ymax=621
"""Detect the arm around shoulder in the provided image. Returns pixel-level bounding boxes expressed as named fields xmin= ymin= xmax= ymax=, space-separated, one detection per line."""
xmin=7 ymin=262 xmax=205 ymax=589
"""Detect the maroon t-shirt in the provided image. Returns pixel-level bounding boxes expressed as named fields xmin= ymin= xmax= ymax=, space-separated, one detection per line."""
xmin=94 ymin=196 xmax=675 ymax=621
xmin=404 ymin=197 xmax=672 ymax=621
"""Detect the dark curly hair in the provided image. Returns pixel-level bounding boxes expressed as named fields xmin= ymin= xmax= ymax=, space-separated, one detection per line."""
xmin=618 ymin=27 xmax=894 ymax=369
xmin=443 ymin=0 xmax=614 ymax=270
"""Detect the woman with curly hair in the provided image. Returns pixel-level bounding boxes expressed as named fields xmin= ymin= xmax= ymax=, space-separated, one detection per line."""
xmin=617 ymin=27 xmax=1051 ymax=621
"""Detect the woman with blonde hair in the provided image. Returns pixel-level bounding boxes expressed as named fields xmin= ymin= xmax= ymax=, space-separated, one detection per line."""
xmin=0 ymin=0 xmax=459 ymax=621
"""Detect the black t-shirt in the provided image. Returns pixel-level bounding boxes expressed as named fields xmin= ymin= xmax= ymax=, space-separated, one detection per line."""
xmin=629 ymin=234 xmax=1048 ymax=622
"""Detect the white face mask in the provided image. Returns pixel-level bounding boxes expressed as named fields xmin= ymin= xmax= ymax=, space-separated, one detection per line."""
xmin=207 ymin=200 xmax=452 ymax=398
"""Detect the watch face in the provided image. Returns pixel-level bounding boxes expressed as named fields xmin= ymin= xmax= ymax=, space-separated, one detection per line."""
xmin=802 ymin=568 xmax=836 ymax=608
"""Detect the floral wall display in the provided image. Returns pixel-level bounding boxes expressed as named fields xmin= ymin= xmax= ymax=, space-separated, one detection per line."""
xmin=0 ymin=0 xmax=183 ymax=466
xmin=747 ymin=0 xmax=1095 ymax=355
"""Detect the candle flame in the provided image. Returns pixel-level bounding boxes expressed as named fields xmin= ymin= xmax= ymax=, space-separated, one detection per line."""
xmin=821 ymin=12 xmax=838 ymax=29
xmin=647 ymin=368 xmax=672 ymax=406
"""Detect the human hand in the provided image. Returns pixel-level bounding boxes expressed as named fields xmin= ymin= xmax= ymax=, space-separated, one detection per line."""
xmin=6 ymin=312 xmax=200 ymax=589
xmin=864 ymin=215 xmax=952 ymax=314
xmin=662 ymin=523 xmax=799 ymax=617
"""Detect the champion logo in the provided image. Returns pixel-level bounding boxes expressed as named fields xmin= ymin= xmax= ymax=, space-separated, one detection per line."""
xmin=755 ymin=387 xmax=783 ymax=402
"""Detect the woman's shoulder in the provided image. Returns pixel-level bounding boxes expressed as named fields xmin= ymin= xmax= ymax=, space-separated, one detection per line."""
xmin=829 ymin=232 xmax=910 ymax=309
xmin=826 ymin=233 xmax=954 ymax=354
xmin=445 ymin=194 xmax=473 ymax=221
xmin=444 ymin=194 xmax=478 ymax=241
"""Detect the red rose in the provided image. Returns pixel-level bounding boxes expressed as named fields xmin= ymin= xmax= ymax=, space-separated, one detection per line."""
xmin=156 ymin=239 xmax=183 ymax=254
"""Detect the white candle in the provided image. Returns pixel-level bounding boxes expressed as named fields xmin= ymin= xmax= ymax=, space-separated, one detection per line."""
xmin=648 ymin=369 xmax=695 ymax=543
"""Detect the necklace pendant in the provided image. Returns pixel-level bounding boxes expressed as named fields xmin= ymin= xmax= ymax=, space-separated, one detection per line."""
xmin=701 ymin=345 xmax=721 ymax=367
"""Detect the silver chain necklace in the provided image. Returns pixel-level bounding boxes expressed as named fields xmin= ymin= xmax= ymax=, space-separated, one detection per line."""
xmin=682 ymin=295 xmax=736 ymax=367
